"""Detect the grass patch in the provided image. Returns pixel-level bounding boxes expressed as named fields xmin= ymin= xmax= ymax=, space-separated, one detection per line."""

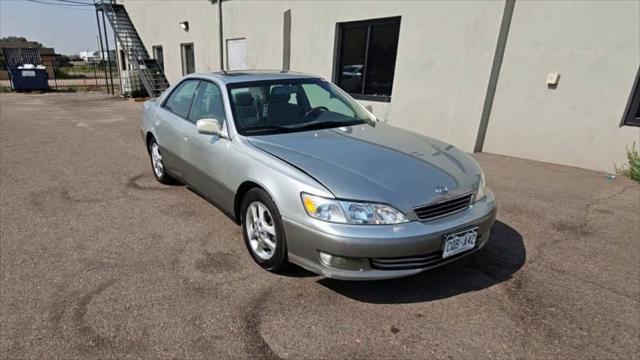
xmin=616 ymin=142 xmax=640 ymax=182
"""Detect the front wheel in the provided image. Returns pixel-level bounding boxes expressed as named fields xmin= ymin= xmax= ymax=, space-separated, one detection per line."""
xmin=241 ymin=188 xmax=289 ymax=272
xmin=148 ymin=138 xmax=175 ymax=185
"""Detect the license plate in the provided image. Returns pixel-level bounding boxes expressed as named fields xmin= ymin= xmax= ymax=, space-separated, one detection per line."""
xmin=442 ymin=228 xmax=478 ymax=258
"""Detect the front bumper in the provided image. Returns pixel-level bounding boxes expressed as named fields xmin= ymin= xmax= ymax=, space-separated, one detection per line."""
xmin=283 ymin=190 xmax=497 ymax=280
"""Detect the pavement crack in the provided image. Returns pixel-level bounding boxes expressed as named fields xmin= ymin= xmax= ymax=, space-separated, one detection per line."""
xmin=584 ymin=186 xmax=634 ymax=217
xmin=50 ymin=278 xmax=119 ymax=352
xmin=531 ymin=185 xmax=635 ymax=266
xmin=544 ymin=263 xmax=639 ymax=304
xmin=241 ymin=287 xmax=282 ymax=360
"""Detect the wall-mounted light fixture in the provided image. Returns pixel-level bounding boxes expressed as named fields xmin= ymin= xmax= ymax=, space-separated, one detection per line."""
xmin=180 ymin=21 xmax=189 ymax=32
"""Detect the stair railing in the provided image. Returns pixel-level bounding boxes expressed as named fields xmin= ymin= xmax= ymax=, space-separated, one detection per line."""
xmin=97 ymin=0 xmax=167 ymax=97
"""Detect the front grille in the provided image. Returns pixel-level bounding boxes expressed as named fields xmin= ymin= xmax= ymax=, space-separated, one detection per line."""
xmin=413 ymin=193 xmax=473 ymax=221
xmin=371 ymin=252 xmax=443 ymax=270
xmin=370 ymin=240 xmax=480 ymax=270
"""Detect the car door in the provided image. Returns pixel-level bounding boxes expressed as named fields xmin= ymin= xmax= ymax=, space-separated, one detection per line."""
xmin=156 ymin=79 xmax=200 ymax=179
xmin=181 ymin=80 xmax=234 ymax=210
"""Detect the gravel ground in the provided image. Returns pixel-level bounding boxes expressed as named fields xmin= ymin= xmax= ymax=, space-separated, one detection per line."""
xmin=1 ymin=92 xmax=638 ymax=359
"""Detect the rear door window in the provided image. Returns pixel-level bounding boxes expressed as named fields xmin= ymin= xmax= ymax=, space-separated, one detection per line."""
xmin=163 ymin=80 xmax=199 ymax=118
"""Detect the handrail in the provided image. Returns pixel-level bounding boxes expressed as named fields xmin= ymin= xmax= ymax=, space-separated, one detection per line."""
xmin=97 ymin=0 xmax=167 ymax=97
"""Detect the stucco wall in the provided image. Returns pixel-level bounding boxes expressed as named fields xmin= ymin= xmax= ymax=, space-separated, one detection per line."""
xmin=121 ymin=0 xmax=221 ymax=84
xmin=484 ymin=0 xmax=640 ymax=172
xmin=119 ymin=0 xmax=640 ymax=172
xmin=121 ymin=0 xmax=502 ymax=153
xmin=221 ymin=0 xmax=503 ymax=152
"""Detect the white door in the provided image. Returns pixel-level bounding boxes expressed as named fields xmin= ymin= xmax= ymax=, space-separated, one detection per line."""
xmin=226 ymin=38 xmax=247 ymax=71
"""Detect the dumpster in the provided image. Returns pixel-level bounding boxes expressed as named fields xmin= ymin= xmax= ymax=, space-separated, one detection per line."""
xmin=9 ymin=65 xmax=49 ymax=91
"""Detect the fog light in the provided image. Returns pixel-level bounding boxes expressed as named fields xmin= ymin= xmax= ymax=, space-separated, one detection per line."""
xmin=318 ymin=251 xmax=362 ymax=271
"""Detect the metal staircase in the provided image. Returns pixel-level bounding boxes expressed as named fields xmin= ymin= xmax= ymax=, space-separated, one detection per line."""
xmin=95 ymin=0 xmax=169 ymax=97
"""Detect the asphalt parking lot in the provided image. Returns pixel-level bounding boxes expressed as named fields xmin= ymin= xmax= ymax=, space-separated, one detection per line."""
xmin=1 ymin=92 xmax=638 ymax=359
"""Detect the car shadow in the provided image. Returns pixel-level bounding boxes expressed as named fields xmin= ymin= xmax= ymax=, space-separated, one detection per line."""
xmin=278 ymin=264 xmax=318 ymax=278
xmin=317 ymin=221 xmax=525 ymax=304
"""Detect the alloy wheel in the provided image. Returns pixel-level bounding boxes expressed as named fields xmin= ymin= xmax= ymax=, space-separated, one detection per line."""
xmin=151 ymin=142 xmax=164 ymax=178
xmin=245 ymin=201 xmax=277 ymax=260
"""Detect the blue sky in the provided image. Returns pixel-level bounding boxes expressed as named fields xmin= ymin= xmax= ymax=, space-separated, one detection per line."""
xmin=0 ymin=0 xmax=115 ymax=55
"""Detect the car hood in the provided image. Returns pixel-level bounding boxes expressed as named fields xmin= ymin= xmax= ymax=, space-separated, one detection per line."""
xmin=247 ymin=123 xmax=482 ymax=212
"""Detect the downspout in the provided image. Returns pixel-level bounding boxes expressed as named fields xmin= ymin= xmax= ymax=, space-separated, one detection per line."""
xmin=474 ymin=0 xmax=515 ymax=152
xmin=212 ymin=0 xmax=224 ymax=71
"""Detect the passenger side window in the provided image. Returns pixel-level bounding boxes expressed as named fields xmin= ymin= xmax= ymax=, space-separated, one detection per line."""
xmin=189 ymin=82 xmax=226 ymax=125
xmin=302 ymin=84 xmax=355 ymax=117
xmin=164 ymin=80 xmax=199 ymax=118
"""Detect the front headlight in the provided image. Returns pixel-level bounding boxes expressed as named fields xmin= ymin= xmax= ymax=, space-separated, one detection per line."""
xmin=475 ymin=169 xmax=487 ymax=202
xmin=301 ymin=193 xmax=409 ymax=225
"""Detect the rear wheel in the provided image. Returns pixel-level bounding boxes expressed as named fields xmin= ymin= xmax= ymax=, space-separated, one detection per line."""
xmin=148 ymin=138 xmax=175 ymax=184
xmin=241 ymin=188 xmax=289 ymax=272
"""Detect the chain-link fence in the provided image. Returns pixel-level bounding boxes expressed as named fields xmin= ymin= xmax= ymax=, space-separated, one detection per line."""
xmin=0 ymin=61 xmax=120 ymax=93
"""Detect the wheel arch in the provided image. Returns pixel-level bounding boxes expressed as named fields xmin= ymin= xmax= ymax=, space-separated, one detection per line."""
xmin=145 ymin=132 xmax=156 ymax=154
xmin=234 ymin=181 xmax=275 ymax=225
xmin=234 ymin=181 xmax=262 ymax=225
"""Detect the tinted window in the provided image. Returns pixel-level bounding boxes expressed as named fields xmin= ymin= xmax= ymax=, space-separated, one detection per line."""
xmin=623 ymin=69 xmax=640 ymax=127
xmin=337 ymin=26 xmax=367 ymax=94
xmin=153 ymin=45 xmax=164 ymax=68
xmin=189 ymin=82 xmax=226 ymax=125
xmin=181 ymin=43 xmax=195 ymax=75
xmin=119 ymin=50 xmax=126 ymax=71
xmin=164 ymin=80 xmax=199 ymax=118
xmin=364 ymin=23 xmax=400 ymax=96
xmin=335 ymin=17 xmax=401 ymax=100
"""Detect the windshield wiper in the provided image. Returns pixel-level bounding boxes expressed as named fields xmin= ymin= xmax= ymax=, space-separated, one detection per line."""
xmin=241 ymin=125 xmax=294 ymax=134
xmin=292 ymin=120 xmax=364 ymax=131
xmin=242 ymin=120 xmax=365 ymax=134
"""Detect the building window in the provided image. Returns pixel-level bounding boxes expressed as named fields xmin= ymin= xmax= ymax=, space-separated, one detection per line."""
xmin=333 ymin=16 xmax=401 ymax=102
xmin=119 ymin=50 xmax=126 ymax=71
xmin=181 ymin=43 xmax=195 ymax=75
xmin=152 ymin=45 xmax=164 ymax=69
xmin=622 ymin=69 xmax=640 ymax=127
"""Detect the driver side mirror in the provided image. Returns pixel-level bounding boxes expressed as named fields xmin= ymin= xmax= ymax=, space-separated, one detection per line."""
xmin=196 ymin=118 xmax=224 ymax=137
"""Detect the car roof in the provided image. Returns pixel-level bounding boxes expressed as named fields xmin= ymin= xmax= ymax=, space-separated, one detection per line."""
xmin=190 ymin=69 xmax=322 ymax=85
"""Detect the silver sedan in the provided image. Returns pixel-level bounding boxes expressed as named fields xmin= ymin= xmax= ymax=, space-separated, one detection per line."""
xmin=140 ymin=70 xmax=497 ymax=280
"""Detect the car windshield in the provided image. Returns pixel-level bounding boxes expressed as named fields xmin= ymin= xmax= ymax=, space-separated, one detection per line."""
xmin=227 ymin=78 xmax=375 ymax=135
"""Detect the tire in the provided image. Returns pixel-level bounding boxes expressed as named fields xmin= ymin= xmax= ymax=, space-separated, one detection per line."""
xmin=148 ymin=137 xmax=175 ymax=185
xmin=241 ymin=188 xmax=289 ymax=272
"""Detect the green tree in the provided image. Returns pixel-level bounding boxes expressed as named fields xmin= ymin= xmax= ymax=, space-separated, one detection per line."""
xmin=55 ymin=54 xmax=72 ymax=67
xmin=0 ymin=36 xmax=45 ymax=48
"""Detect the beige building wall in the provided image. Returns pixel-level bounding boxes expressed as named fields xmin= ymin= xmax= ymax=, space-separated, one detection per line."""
xmin=484 ymin=0 xmax=640 ymax=172
xmin=119 ymin=0 xmax=640 ymax=173
xmin=121 ymin=0 xmax=221 ymax=84
xmin=121 ymin=0 xmax=503 ymax=153
xmin=220 ymin=0 xmax=503 ymax=153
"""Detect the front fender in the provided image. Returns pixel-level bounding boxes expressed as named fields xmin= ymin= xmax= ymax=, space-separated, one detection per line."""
xmin=226 ymin=136 xmax=333 ymax=224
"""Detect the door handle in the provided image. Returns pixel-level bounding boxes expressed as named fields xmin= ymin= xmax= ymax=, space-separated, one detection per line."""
xmin=184 ymin=136 xmax=190 ymax=141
